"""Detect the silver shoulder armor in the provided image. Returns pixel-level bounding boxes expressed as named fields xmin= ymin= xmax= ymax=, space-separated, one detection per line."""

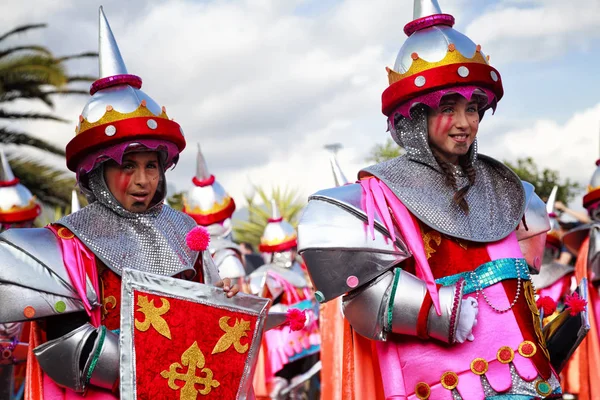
xmin=34 ymin=323 xmax=119 ymax=392
xmin=531 ymin=261 xmax=574 ymax=289
xmin=298 ymin=183 xmax=410 ymax=303
xmin=516 ymin=181 xmax=550 ymax=272
xmin=213 ymin=248 xmax=246 ymax=279
xmin=247 ymin=263 xmax=309 ymax=297
xmin=0 ymin=228 xmax=98 ymax=323
xmin=563 ymin=223 xmax=591 ymax=256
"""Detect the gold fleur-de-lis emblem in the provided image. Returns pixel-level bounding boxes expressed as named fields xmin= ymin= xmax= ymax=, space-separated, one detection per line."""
xmin=161 ymin=341 xmax=220 ymax=398
xmin=211 ymin=316 xmax=251 ymax=355
xmin=422 ymin=231 xmax=442 ymax=259
xmin=134 ymin=295 xmax=172 ymax=339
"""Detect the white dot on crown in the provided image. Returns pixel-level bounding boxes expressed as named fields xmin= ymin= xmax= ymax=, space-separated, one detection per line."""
xmin=105 ymin=125 xmax=116 ymax=136
xmin=147 ymin=119 xmax=158 ymax=129
xmin=458 ymin=66 xmax=470 ymax=78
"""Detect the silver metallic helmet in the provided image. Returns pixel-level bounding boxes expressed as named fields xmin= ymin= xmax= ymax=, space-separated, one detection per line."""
xmin=382 ymin=0 xmax=503 ymax=118
xmin=259 ymin=199 xmax=297 ymax=255
xmin=66 ymin=7 xmax=185 ymax=177
xmin=0 ymin=149 xmax=40 ymax=230
xmin=182 ymin=144 xmax=236 ymax=238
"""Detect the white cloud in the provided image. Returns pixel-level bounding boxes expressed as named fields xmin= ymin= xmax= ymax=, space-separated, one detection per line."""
xmin=484 ymin=102 xmax=600 ymax=192
xmin=2 ymin=0 xmax=599 ymax=212
xmin=465 ymin=0 xmax=600 ymax=64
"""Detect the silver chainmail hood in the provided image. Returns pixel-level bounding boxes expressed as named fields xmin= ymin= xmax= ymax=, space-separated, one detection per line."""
xmin=57 ymin=165 xmax=198 ymax=276
xmin=361 ymin=106 xmax=525 ymax=243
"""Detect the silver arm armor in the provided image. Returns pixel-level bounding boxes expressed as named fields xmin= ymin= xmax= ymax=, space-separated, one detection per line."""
xmin=516 ymin=181 xmax=550 ymax=272
xmin=33 ymin=323 xmax=119 ymax=392
xmin=298 ymin=183 xmax=410 ymax=303
xmin=343 ymin=268 xmax=463 ymax=342
xmin=298 ymin=184 xmax=462 ymax=342
xmin=213 ymin=248 xmax=246 ymax=279
xmin=0 ymin=228 xmax=98 ymax=323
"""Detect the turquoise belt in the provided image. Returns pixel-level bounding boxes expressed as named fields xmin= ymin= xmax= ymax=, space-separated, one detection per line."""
xmin=435 ymin=258 xmax=530 ymax=295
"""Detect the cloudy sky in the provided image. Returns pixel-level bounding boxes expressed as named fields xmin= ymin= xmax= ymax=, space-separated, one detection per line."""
xmin=2 ymin=0 xmax=600 ymax=210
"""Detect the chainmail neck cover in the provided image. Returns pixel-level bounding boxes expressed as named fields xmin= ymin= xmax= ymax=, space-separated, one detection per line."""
xmin=361 ymin=106 xmax=525 ymax=243
xmin=57 ymin=166 xmax=198 ymax=276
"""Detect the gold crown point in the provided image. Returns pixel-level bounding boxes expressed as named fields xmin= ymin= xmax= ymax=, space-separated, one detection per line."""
xmin=487 ymin=55 xmax=490 ymax=62
xmin=140 ymin=99 xmax=147 ymax=108
xmin=106 ymin=105 xmax=113 ymax=112
xmin=476 ymin=44 xmax=482 ymax=53
xmin=448 ymin=44 xmax=456 ymax=52
xmin=411 ymin=52 xmax=419 ymax=60
xmin=162 ymin=106 xmax=167 ymax=113
xmin=79 ymin=115 xmax=84 ymax=123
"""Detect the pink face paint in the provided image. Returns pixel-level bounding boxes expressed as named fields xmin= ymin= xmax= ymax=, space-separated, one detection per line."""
xmin=433 ymin=114 xmax=444 ymax=136
xmin=441 ymin=116 xmax=453 ymax=135
xmin=117 ymin=171 xmax=131 ymax=195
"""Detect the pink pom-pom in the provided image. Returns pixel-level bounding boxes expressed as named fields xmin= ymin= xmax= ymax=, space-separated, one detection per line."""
xmin=564 ymin=292 xmax=587 ymax=316
xmin=285 ymin=308 xmax=307 ymax=332
xmin=536 ymin=296 xmax=557 ymax=316
xmin=186 ymin=226 xmax=210 ymax=251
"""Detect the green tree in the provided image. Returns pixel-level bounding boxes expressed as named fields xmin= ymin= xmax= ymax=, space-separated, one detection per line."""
xmin=0 ymin=23 xmax=96 ymax=208
xmin=366 ymin=138 xmax=403 ymax=163
xmin=504 ymin=157 xmax=581 ymax=204
xmin=233 ymin=185 xmax=306 ymax=247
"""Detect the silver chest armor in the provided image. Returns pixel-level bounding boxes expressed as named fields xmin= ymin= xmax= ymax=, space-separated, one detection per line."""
xmin=58 ymin=167 xmax=199 ymax=277
xmin=365 ymin=106 xmax=525 ymax=243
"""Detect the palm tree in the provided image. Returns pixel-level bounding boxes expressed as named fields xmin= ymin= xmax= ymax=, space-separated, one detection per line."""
xmin=0 ymin=23 xmax=96 ymax=208
xmin=233 ymin=185 xmax=306 ymax=247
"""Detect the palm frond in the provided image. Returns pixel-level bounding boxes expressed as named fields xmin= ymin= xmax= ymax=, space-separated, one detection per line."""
xmin=0 ymin=127 xmax=66 ymax=156
xmin=0 ymin=109 xmax=67 ymax=122
xmin=0 ymin=55 xmax=68 ymax=87
xmin=67 ymin=75 xmax=97 ymax=83
xmin=0 ymin=24 xmax=47 ymax=42
xmin=0 ymin=45 xmax=52 ymax=59
xmin=56 ymin=52 xmax=98 ymax=62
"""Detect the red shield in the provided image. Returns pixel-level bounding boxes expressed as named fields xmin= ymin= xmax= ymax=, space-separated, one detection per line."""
xmin=120 ymin=269 xmax=269 ymax=399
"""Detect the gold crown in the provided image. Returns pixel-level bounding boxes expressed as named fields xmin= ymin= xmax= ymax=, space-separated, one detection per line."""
xmin=77 ymin=100 xmax=170 ymax=135
xmin=387 ymin=44 xmax=490 ymax=85
xmin=260 ymin=233 xmax=297 ymax=246
xmin=0 ymin=197 xmax=38 ymax=213
xmin=184 ymin=196 xmax=234 ymax=215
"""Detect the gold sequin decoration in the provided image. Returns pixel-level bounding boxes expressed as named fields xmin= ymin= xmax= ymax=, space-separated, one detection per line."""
xmin=496 ymin=346 xmax=514 ymax=364
xmin=77 ymin=103 xmax=170 ymax=135
xmin=134 ymin=295 xmax=172 ymax=340
xmin=422 ymin=231 xmax=442 ymax=259
xmin=415 ymin=382 xmax=431 ymax=399
xmin=518 ymin=340 xmax=537 ymax=358
xmin=470 ymin=358 xmax=489 ymax=375
xmin=212 ymin=316 xmax=251 ymax=355
xmin=161 ymin=341 xmax=220 ymax=398
xmin=57 ymin=227 xmax=75 ymax=240
xmin=523 ymin=280 xmax=551 ymax=360
xmin=183 ymin=196 xmax=233 ymax=215
xmin=388 ymin=49 xmax=489 ymax=84
xmin=440 ymin=371 xmax=459 ymax=390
